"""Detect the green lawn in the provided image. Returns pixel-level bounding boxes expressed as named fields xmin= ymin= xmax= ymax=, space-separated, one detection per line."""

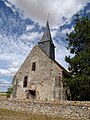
xmin=0 ymin=108 xmax=70 ymax=120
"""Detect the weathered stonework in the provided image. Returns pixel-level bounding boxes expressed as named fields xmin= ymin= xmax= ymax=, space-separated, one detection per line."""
xmin=13 ymin=45 xmax=70 ymax=101
xmin=0 ymin=99 xmax=90 ymax=120
xmin=12 ymin=21 xmax=71 ymax=101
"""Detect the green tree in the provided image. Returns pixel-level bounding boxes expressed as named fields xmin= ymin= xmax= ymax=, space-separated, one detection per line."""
xmin=65 ymin=15 xmax=90 ymax=101
xmin=6 ymin=87 xmax=13 ymax=98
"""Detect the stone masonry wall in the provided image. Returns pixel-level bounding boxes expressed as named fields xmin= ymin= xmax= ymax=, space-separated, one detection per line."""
xmin=0 ymin=98 xmax=90 ymax=120
xmin=13 ymin=45 xmax=68 ymax=101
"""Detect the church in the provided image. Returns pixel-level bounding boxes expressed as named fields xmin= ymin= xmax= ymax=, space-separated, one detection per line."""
xmin=12 ymin=21 xmax=70 ymax=101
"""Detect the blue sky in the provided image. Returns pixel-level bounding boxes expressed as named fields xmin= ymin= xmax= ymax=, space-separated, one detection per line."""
xmin=0 ymin=0 xmax=90 ymax=92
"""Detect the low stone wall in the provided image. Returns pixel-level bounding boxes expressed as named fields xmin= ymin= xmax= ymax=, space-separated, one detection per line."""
xmin=0 ymin=98 xmax=90 ymax=120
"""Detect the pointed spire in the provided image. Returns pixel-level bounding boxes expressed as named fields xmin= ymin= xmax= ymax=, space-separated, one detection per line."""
xmin=38 ymin=20 xmax=55 ymax=60
xmin=41 ymin=20 xmax=52 ymax=42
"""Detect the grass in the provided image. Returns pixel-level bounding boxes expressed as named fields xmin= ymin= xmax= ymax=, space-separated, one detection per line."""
xmin=0 ymin=92 xmax=7 ymax=96
xmin=0 ymin=108 xmax=70 ymax=120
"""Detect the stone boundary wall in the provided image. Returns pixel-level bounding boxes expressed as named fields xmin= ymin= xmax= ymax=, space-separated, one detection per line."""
xmin=0 ymin=98 xmax=90 ymax=120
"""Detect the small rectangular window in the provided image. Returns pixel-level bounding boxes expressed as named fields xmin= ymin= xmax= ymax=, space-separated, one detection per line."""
xmin=32 ymin=62 xmax=36 ymax=71
xmin=23 ymin=76 xmax=28 ymax=88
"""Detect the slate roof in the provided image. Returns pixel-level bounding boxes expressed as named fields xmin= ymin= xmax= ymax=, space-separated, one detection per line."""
xmin=40 ymin=20 xmax=54 ymax=44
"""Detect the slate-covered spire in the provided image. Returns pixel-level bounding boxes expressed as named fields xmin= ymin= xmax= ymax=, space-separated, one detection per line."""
xmin=41 ymin=20 xmax=52 ymax=42
xmin=38 ymin=20 xmax=55 ymax=60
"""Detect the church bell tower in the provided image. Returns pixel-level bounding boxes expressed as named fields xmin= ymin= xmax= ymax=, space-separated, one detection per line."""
xmin=38 ymin=20 xmax=55 ymax=60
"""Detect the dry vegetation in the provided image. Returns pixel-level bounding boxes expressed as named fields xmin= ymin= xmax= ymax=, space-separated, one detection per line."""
xmin=0 ymin=108 xmax=70 ymax=120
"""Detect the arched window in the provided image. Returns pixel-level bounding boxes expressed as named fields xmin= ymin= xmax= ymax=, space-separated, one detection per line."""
xmin=23 ymin=76 xmax=28 ymax=88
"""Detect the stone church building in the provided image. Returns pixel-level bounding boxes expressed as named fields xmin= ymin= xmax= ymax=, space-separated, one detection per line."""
xmin=12 ymin=21 xmax=70 ymax=101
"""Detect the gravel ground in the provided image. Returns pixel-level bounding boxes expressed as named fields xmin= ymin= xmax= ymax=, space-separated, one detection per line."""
xmin=0 ymin=108 xmax=70 ymax=120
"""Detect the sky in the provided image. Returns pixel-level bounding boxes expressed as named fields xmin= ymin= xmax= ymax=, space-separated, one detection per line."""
xmin=9 ymin=0 xmax=88 ymax=26
xmin=0 ymin=0 xmax=90 ymax=92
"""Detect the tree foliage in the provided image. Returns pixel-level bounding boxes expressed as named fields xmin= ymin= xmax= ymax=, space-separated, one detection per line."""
xmin=6 ymin=87 xmax=13 ymax=98
xmin=66 ymin=16 xmax=90 ymax=55
xmin=65 ymin=15 xmax=90 ymax=101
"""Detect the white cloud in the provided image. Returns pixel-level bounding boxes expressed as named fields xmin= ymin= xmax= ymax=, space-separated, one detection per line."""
xmin=86 ymin=9 xmax=90 ymax=14
xmin=10 ymin=61 xmax=20 ymax=68
xmin=20 ymin=32 xmax=40 ymax=41
xmin=9 ymin=0 xmax=87 ymax=26
xmin=0 ymin=32 xmax=37 ymax=78
xmin=0 ymin=68 xmax=11 ymax=77
xmin=8 ymin=67 xmax=18 ymax=76
xmin=1 ymin=80 xmax=10 ymax=84
xmin=0 ymin=52 xmax=24 ymax=77
xmin=0 ymin=79 xmax=10 ymax=85
xmin=51 ymin=29 xmax=58 ymax=38
xmin=0 ymin=67 xmax=19 ymax=77
xmin=54 ymin=40 xmax=69 ymax=69
xmin=26 ymin=25 xmax=35 ymax=31
xmin=61 ymin=26 xmax=74 ymax=35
